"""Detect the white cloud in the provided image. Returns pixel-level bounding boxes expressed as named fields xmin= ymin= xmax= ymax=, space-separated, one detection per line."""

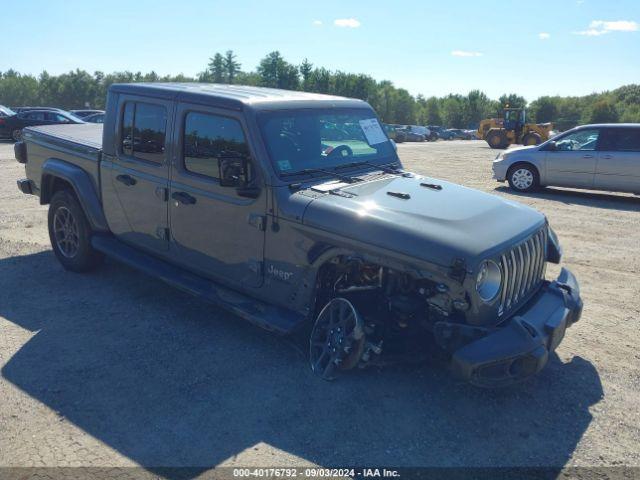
xmin=574 ymin=19 xmax=638 ymax=36
xmin=538 ymin=32 xmax=550 ymax=40
xmin=591 ymin=20 xmax=638 ymax=31
xmin=334 ymin=18 xmax=361 ymax=28
xmin=312 ymin=20 xmax=322 ymax=26
xmin=451 ymin=50 xmax=483 ymax=57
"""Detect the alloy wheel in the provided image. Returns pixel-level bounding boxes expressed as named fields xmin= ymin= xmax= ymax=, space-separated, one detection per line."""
xmin=53 ymin=206 xmax=80 ymax=258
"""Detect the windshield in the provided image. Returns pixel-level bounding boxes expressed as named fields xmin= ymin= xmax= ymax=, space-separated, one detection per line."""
xmin=258 ymin=108 xmax=397 ymax=176
xmin=63 ymin=111 xmax=87 ymax=123
xmin=0 ymin=106 xmax=15 ymax=116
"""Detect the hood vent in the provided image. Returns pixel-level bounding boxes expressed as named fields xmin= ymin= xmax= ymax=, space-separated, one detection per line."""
xmin=386 ymin=191 xmax=411 ymax=200
xmin=420 ymin=182 xmax=442 ymax=191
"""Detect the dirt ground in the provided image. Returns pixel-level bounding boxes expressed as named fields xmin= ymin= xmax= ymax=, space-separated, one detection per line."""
xmin=1 ymin=139 xmax=639 ymax=473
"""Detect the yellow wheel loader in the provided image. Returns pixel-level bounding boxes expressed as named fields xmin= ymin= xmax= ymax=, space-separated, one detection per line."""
xmin=478 ymin=108 xmax=552 ymax=149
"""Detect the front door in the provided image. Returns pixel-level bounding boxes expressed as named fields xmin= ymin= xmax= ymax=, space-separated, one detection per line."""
xmin=168 ymin=104 xmax=265 ymax=288
xmin=594 ymin=127 xmax=640 ymax=193
xmin=101 ymin=97 xmax=172 ymax=254
xmin=545 ymin=128 xmax=601 ymax=189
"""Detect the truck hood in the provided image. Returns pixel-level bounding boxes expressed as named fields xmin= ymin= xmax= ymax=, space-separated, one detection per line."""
xmin=301 ymin=174 xmax=545 ymax=269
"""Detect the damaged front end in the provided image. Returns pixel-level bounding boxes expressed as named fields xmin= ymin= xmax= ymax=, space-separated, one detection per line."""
xmin=435 ymin=268 xmax=582 ymax=387
xmin=308 ymin=225 xmax=582 ymax=387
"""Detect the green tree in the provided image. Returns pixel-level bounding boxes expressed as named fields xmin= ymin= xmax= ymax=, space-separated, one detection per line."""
xmin=529 ymin=96 xmax=558 ymax=123
xmin=499 ymin=93 xmax=527 ymax=109
xmin=223 ymin=50 xmax=241 ymax=83
xmin=299 ymin=58 xmax=313 ymax=90
xmin=582 ymin=98 xmax=619 ymax=123
xmin=207 ymin=53 xmax=226 ymax=83
xmin=257 ymin=51 xmax=299 ymax=90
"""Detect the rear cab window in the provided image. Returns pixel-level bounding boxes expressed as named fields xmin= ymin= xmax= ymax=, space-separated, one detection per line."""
xmin=121 ymin=101 xmax=167 ymax=163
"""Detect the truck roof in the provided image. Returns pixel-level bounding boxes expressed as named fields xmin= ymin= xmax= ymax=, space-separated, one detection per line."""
xmin=109 ymin=83 xmax=369 ymax=111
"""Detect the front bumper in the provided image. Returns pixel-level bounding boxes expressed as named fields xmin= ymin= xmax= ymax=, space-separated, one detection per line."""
xmin=439 ymin=268 xmax=582 ymax=387
xmin=492 ymin=159 xmax=508 ymax=181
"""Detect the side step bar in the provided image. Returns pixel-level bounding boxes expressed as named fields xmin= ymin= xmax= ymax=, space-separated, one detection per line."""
xmin=91 ymin=235 xmax=306 ymax=334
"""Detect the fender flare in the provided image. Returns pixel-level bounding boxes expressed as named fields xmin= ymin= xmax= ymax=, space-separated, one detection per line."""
xmin=40 ymin=158 xmax=110 ymax=232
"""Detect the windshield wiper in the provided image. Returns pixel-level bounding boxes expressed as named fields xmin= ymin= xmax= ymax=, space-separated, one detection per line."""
xmin=335 ymin=161 xmax=407 ymax=175
xmin=280 ymin=167 xmax=361 ymax=183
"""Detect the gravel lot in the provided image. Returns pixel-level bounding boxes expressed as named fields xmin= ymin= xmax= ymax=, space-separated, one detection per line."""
xmin=1 ymin=139 xmax=639 ymax=472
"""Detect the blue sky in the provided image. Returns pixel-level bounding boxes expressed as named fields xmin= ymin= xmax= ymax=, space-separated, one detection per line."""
xmin=2 ymin=0 xmax=639 ymax=101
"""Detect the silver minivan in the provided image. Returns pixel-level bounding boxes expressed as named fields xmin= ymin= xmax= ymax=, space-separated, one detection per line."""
xmin=492 ymin=124 xmax=640 ymax=194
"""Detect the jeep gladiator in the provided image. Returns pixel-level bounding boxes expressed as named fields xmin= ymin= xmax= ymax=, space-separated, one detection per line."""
xmin=14 ymin=83 xmax=582 ymax=386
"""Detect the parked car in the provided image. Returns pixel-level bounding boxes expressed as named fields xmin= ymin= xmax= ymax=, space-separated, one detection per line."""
xmin=83 ymin=112 xmax=105 ymax=124
xmin=428 ymin=125 xmax=454 ymax=140
xmin=2 ymin=109 xmax=85 ymax=141
xmin=12 ymin=106 xmax=65 ymax=113
xmin=448 ymin=129 xmax=475 ymax=140
xmin=493 ymin=123 xmax=640 ymax=194
xmin=383 ymin=124 xmax=406 ymax=143
xmin=14 ymin=83 xmax=581 ymax=387
xmin=0 ymin=105 xmax=17 ymax=139
xmin=464 ymin=129 xmax=479 ymax=139
xmin=0 ymin=105 xmax=15 ymax=116
xmin=405 ymin=125 xmax=437 ymax=141
xmin=71 ymin=109 xmax=105 ymax=118
xmin=397 ymin=126 xmax=426 ymax=142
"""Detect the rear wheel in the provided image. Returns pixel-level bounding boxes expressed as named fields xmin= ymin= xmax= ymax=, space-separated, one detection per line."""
xmin=48 ymin=190 xmax=103 ymax=272
xmin=507 ymin=163 xmax=539 ymax=192
xmin=11 ymin=129 xmax=22 ymax=141
xmin=522 ymin=133 xmax=542 ymax=146
xmin=486 ymin=130 xmax=508 ymax=149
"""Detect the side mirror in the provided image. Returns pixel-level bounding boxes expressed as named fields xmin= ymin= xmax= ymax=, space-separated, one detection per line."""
xmin=218 ymin=156 xmax=248 ymax=187
xmin=544 ymin=141 xmax=557 ymax=151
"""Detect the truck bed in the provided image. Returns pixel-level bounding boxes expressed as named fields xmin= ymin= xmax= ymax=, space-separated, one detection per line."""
xmin=25 ymin=123 xmax=103 ymax=151
xmin=22 ymin=123 xmax=104 ymax=198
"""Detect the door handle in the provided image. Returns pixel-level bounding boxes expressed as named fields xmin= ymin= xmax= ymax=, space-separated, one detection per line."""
xmin=602 ymin=154 xmax=613 ymax=159
xmin=116 ymin=174 xmax=137 ymax=186
xmin=582 ymin=154 xmax=594 ymax=159
xmin=171 ymin=191 xmax=197 ymax=205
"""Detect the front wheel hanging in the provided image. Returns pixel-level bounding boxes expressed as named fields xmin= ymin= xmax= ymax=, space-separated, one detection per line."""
xmin=309 ymin=298 xmax=365 ymax=380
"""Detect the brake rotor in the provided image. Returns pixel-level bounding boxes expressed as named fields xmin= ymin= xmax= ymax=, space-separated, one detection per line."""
xmin=309 ymin=298 xmax=365 ymax=380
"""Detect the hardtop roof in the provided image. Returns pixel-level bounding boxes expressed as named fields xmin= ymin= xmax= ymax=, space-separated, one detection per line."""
xmin=108 ymin=83 xmax=369 ymax=111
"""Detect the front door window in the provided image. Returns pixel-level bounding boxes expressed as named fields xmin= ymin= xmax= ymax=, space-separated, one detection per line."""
xmin=555 ymin=129 xmax=599 ymax=151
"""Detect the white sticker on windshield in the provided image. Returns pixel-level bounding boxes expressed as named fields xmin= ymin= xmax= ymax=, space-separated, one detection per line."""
xmin=359 ymin=118 xmax=388 ymax=145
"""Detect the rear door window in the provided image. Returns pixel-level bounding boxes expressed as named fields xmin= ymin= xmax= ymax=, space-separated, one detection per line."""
xmin=604 ymin=128 xmax=640 ymax=152
xmin=120 ymin=102 xmax=167 ymax=163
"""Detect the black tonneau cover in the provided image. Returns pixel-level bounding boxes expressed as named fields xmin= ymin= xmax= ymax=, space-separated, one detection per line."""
xmin=25 ymin=123 xmax=103 ymax=151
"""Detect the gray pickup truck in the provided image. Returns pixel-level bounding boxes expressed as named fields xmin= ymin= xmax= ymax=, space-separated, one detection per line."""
xmin=14 ymin=83 xmax=582 ymax=387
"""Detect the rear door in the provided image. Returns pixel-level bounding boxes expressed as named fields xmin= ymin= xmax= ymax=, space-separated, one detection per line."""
xmin=168 ymin=103 xmax=266 ymax=288
xmin=594 ymin=127 xmax=640 ymax=193
xmin=101 ymin=97 xmax=173 ymax=254
xmin=544 ymin=128 xmax=600 ymax=188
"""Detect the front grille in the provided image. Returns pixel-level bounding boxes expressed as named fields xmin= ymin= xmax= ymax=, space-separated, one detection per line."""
xmin=498 ymin=227 xmax=547 ymax=316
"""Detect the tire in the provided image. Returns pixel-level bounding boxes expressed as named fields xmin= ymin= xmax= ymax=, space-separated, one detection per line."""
xmin=429 ymin=133 xmax=438 ymax=142
xmin=486 ymin=130 xmax=508 ymax=149
xmin=11 ymin=129 xmax=22 ymax=142
xmin=522 ymin=133 xmax=542 ymax=146
xmin=507 ymin=163 xmax=540 ymax=192
xmin=48 ymin=189 xmax=104 ymax=272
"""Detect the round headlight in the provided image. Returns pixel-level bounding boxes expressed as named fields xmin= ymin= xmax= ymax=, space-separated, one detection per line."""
xmin=476 ymin=260 xmax=502 ymax=303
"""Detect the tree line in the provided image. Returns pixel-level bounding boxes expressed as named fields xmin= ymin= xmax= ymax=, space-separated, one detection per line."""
xmin=1 ymin=50 xmax=639 ymax=130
